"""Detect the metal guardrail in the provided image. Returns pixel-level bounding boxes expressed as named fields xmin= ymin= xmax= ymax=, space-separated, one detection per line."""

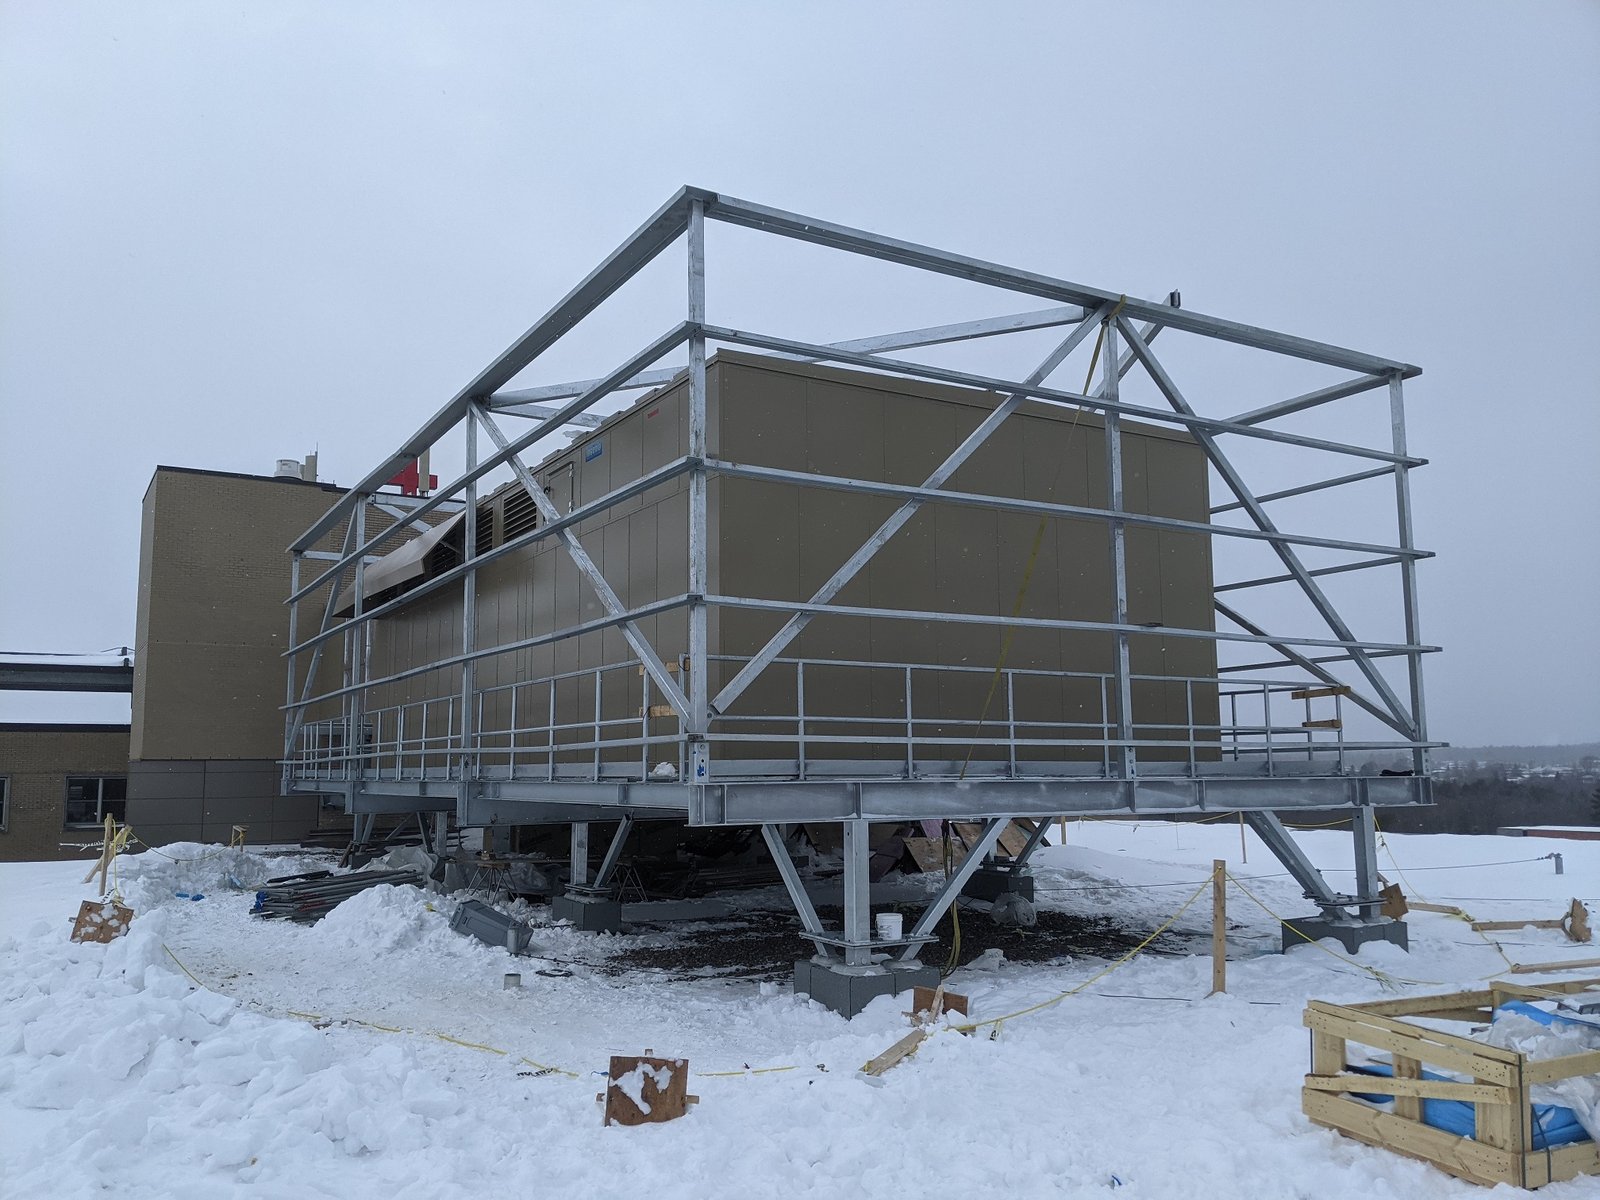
xmin=292 ymin=655 xmax=1414 ymax=785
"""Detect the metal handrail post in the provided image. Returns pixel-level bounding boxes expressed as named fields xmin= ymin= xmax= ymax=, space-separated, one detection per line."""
xmin=904 ymin=665 xmax=915 ymax=778
xmin=796 ymin=661 xmax=807 ymax=779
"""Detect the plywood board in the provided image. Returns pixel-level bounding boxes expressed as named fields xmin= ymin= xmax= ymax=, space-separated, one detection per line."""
xmin=71 ymin=900 xmax=134 ymax=944
xmin=603 ymin=1054 xmax=692 ymax=1127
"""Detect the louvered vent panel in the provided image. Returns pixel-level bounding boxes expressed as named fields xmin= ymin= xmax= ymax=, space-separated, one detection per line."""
xmin=501 ymin=485 xmax=538 ymax=542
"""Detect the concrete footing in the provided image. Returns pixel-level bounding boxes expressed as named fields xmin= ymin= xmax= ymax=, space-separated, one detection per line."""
xmin=793 ymin=958 xmax=939 ymax=1019
xmin=1283 ymin=915 xmax=1408 ymax=954
xmin=551 ymin=891 xmax=624 ymax=933
xmin=962 ymin=864 xmax=1035 ymax=903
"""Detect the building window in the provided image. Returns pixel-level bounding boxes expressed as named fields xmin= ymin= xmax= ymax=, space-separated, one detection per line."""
xmin=64 ymin=776 xmax=127 ymax=827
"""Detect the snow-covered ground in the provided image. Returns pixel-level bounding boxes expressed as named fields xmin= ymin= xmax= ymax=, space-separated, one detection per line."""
xmin=3 ymin=822 xmax=1597 ymax=1199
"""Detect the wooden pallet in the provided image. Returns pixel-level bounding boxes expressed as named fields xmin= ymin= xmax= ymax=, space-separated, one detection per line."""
xmin=1302 ymin=978 xmax=1600 ymax=1188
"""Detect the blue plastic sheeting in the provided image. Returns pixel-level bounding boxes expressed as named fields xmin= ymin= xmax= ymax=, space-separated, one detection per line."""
xmin=1346 ymin=1062 xmax=1590 ymax=1150
xmin=1498 ymin=998 xmax=1600 ymax=1034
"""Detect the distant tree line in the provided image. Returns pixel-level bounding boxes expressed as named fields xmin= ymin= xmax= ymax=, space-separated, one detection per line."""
xmin=1377 ymin=763 xmax=1600 ymax=836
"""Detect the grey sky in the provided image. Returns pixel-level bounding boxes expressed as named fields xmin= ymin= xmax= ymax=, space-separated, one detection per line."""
xmin=2 ymin=2 xmax=1596 ymax=746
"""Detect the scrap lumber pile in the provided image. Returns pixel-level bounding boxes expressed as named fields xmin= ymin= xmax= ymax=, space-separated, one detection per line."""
xmin=250 ymin=868 xmax=420 ymax=923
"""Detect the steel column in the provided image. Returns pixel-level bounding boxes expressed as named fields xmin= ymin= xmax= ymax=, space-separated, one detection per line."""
xmin=841 ymin=818 xmax=872 ymax=965
xmin=1389 ymin=374 xmax=1430 ymax=775
xmin=687 ymin=198 xmax=711 ymax=794
xmin=1352 ymin=805 xmax=1382 ymax=921
xmin=570 ymin=822 xmax=590 ymax=888
xmin=1101 ymin=316 xmax=1134 ymax=779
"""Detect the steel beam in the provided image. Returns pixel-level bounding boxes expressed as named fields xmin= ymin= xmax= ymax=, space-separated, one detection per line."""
xmin=703 ymin=459 xmax=1421 ymax=562
xmin=0 ymin=662 xmax=133 ymax=692
xmin=703 ymin=325 xmax=1420 ymax=466
xmin=711 ymin=304 xmax=1116 ymax=716
xmin=708 ymin=593 xmax=1433 ymax=657
xmin=760 ymin=824 xmax=829 ymax=955
xmin=488 ymin=303 xmax=1090 ymax=411
xmin=459 ymin=411 xmax=479 ymax=800
xmin=1116 ymin=317 xmax=1417 ymax=735
xmin=1243 ymin=811 xmax=1349 ymax=915
xmin=290 ymin=188 xmax=702 ymax=553
xmin=473 ymin=407 xmax=691 ymax=720
xmin=1224 ymin=372 xmax=1391 ymax=427
xmin=1211 ymin=466 xmax=1398 ymax=514
xmin=701 ymin=191 xmax=1421 ymax=377
xmin=570 ymin=822 xmax=590 ymax=887
xmin=898 ymin=818 xmax=1007 ymax=959
xmin=593 ymin=815 xmax=635 ymax=888
xmin=289 ymin=321 xmax=692 ymax=599
xmin=286 ymin=456 xmax=695 ymax=658
xmin=1213 ymin=600 xmax=1411 ymax=736
xmin=1215 ymin=554 xmax=1412 ymax=594
xmin=1352 ymin=805 xmax=1381 ymax=920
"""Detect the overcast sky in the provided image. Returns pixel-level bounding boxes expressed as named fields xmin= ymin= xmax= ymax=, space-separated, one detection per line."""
xmin=2 ymin=2 xmax=1596 ymax=747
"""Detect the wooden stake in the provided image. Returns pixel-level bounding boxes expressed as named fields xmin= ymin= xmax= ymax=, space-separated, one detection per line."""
xmin=1211 ymin=859 xmax=1227 ymax=995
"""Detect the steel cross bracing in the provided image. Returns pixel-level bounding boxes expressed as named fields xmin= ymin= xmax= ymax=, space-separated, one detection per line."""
xmin=280 ymin=186 xmax=1438 ymax=962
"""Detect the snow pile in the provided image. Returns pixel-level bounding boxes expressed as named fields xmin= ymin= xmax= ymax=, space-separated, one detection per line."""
xmin=314 ymin=882 xmax=453 ymax=956
xmin=0 ymin=901 xmax=466 ymax=1195
xmin=4 ymin=824 xmax=1598 ymax=1198
xmin=112 ymin=842 xmax=328 ymax=913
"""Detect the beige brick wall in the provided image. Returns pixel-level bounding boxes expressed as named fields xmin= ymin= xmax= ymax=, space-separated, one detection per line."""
xmin=0 ymin=726 xmax=130 ymax=861
xmin=132 ymin=468 xmax=353 ymax=762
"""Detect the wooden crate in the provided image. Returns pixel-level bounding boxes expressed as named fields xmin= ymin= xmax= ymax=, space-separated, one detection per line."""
xmin=1302 ymin=978 xmax=1600 ymax=1188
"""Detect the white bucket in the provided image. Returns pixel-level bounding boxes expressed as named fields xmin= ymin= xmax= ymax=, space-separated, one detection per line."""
xmin=875 ymin=912 xmax=903 ymax=940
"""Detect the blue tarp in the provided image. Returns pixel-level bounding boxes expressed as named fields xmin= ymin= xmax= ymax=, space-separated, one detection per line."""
xmin=1345 ymin=1004 xmax=1594 ymax=1151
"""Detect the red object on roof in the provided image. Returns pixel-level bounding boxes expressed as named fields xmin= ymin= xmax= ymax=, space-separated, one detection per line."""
xmin=387 ymin=459 xmax=438 ymax=497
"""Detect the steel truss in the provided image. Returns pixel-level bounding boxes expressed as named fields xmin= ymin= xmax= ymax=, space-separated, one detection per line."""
xmin=282 ymin=187 xmax=1437 ymax=970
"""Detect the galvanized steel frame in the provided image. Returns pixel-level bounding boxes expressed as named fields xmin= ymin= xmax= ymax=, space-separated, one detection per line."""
xmin=280 ymin=186 xmax=1438 ymax=951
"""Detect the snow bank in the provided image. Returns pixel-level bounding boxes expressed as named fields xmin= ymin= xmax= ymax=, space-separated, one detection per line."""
xmin=4 ymin=823 xmax=1598 ymax=1198
xmin=113 ymin=842 xmax=328 ymax=913
xmin=1 ymin=890 xmax=466 ymax=1196
xmin=315 ymin=882 xmax=457 ymax=956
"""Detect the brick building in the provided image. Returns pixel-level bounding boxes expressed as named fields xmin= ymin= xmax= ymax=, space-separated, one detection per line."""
xmin=0 ymin=465 xmax=365 ymax=861
xmin=0 ymin=723 xmax=131 ymax=860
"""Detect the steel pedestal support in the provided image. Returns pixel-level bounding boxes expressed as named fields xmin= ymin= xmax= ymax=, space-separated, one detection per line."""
xmin=1245 ymin=806 xmax=1408 ymax=953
